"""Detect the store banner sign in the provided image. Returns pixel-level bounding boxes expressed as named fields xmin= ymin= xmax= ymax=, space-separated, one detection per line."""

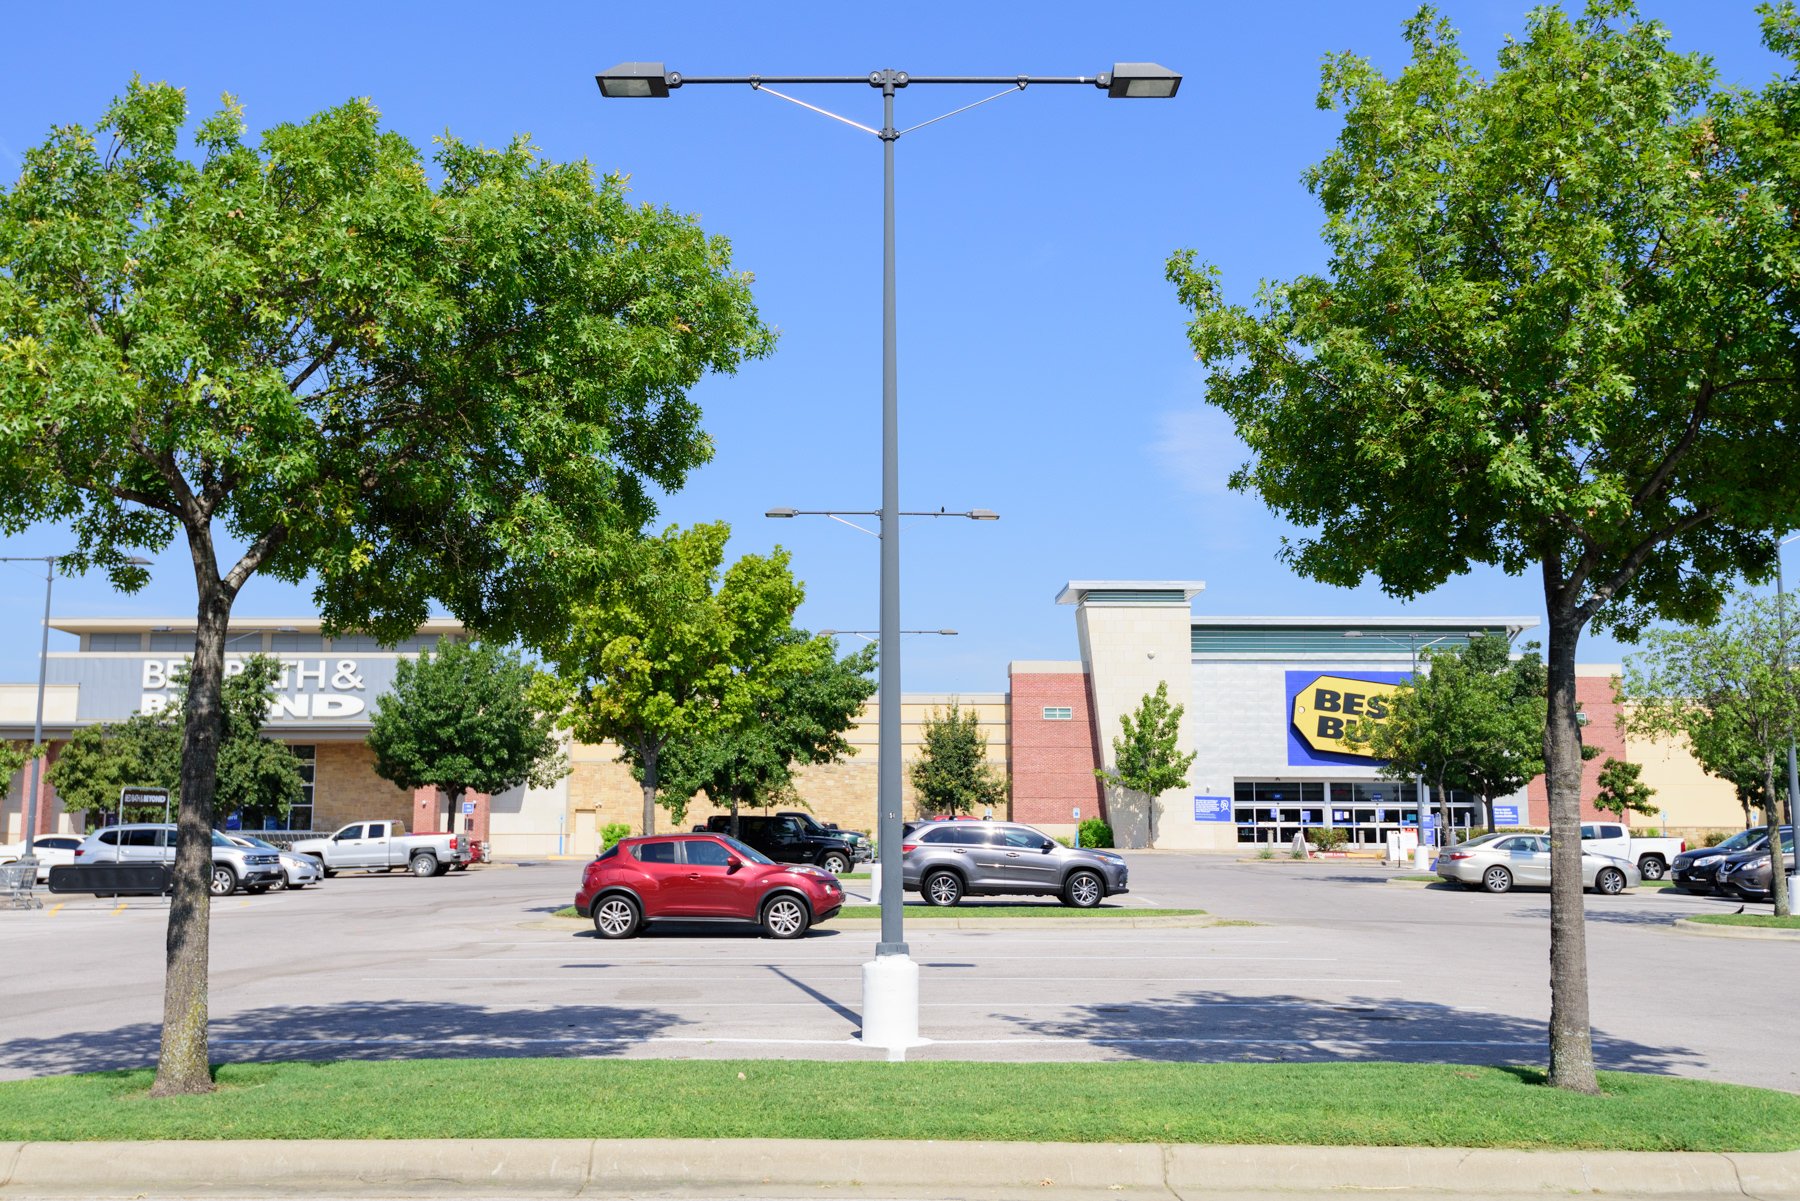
xmin=49 ymin=653 xmax=404 ymax=726
xmin=1285 ymin=670 xmax=1410 ymax=767
xmin=1492 ymin=804 xmax=1522 ymax=826
xmin=1193 ymin=796 xmax=1231 ymax=822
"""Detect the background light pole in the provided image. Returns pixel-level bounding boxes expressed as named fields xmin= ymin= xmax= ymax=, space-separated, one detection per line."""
xmin=2 ymin=554 xmax=151 ymax=856
xmin=603 ymin=60 xmax=1177 ymax=1056
xmin=1777 ymin=534 xmax=1800 ymax=895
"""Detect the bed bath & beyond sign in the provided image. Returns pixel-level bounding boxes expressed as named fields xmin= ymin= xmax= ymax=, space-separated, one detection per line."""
xmin=139 ymin=658 xmax=369 ymax=719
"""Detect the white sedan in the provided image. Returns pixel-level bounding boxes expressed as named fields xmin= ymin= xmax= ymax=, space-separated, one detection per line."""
xmin=0 ymin=834 xmax=84 ymax=883
xmin=227 ymin=834 xmax=323 ymax=890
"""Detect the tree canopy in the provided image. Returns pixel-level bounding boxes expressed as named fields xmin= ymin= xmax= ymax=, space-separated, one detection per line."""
xmin=1168 ymin=2 xmax=1800 ymax=1092
xmin=1619 ymin=594 xmax=1800 ymax=914
xmin=0 ymin=79 xmax=771 ymax=1094
xmin=367 ymin=638 xmax=567 ymax=828
xmin=550 ymin=522 xmax=806 ymax=834
xmin=1096 ymin=682 xmax=1198 ymax=847
xmin=910 ymin=702 xmax=1006 ymax=818
xmin=658 ymin=632 xmax=877 ymax=828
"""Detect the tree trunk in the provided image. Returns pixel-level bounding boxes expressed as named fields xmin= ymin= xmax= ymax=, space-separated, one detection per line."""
xmin=150 ymin=583 xmax=231 ymax=1097
xmin=1762 ymin=758 xmax=1790 ymax=918
xmin=444 ymin=785 xmax=465 ymax=836
xmin=1482 ymin=793 xmax=1496 ymax=833
xmin=1543 ymin=603 xmax=1599 ymax=1094
xmin=729 ymin=795 xmax=740 ymax=839
xmin=640 ymin=744 xmax=658 ymax=836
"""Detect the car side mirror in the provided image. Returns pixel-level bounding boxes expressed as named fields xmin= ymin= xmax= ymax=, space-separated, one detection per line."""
xmin=1041 ymin=842 xmax=1055 ymax=853
xmin=725 ymin=855 xmax=743 ymax=871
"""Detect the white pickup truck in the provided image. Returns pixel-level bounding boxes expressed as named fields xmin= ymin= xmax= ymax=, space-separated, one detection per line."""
xmin=291 ymin=821 xmax=470 ymax=878
xmin=1580 ymin=821 xmax=1686 ymax=882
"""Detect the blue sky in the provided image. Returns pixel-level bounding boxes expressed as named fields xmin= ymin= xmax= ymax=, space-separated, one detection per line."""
xmin=0 ymin=1 xmax=1790 ymax=692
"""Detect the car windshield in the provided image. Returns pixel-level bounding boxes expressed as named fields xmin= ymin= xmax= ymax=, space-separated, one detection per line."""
xmin=1713 ymin=829 xmax=1763 ymax=853
xmin=714 ymin=834 xmax=774 ymax=865
xmin=237 ymin=836 xmax=278 ymax=851
xmin=1457 ymin=832 xmax=1512 ymax=848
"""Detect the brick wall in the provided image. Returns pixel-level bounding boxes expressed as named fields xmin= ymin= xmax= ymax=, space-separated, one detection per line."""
xmin=313 ymin=742 xmax=413 ymax=831
xmin=1526 ymin=672 xmax=1625 ymax=824
xmin=1007 ymin=668 xmax=1102 ymax=826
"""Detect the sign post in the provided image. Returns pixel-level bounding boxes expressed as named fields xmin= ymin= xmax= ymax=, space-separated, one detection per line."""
xmin=1072 ymin=807 xmax=1081 ymax=850
xmin=117 ymin=786 xmax=171 ymax=830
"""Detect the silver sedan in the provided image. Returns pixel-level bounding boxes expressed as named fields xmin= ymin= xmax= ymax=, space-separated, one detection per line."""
xmin=1436 ymin=832 xmax=1639 ymax=895
xmin=227 ymin=835 xmax=322 ymax=890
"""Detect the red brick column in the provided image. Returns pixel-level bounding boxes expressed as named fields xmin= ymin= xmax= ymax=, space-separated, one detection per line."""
xmin=411 ymin=786 xmax=440 ymax=833
xmin=462 ymin=791 xmax=491 ymax=844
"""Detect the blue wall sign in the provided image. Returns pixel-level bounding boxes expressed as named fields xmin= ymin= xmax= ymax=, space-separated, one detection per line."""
xmin=1492 ymin=804 xmax=1521 ymax=826
xmin=1193 ymin=795 xmax=1231 ymax=823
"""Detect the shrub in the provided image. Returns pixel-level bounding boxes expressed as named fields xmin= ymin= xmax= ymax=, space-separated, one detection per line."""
xmin=601 ymin=822 xmax=631 ymax=850
xmin=1256 ymin=846 xmax=1275 ymax=860
xmin=1077 ymin=817 xmax=1114 ymax=849
xmin=1700 ymin=829 xmax=1732 ymax=848
xmin=1309 ymin=827 xmax=1347 ymax=852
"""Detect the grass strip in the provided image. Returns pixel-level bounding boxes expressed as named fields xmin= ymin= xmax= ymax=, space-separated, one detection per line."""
xmin=0 ymin=1061 xmax=1793 ymax=1150
xmin=1394 ymin=875 xmax=1440 ymax=883
xmin=1687 ymin=912 xmax=1800 ymax=929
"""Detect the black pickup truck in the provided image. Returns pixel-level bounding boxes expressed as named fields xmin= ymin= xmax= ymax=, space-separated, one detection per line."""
xmin=701 ymin=814 xmax=858 ymax=876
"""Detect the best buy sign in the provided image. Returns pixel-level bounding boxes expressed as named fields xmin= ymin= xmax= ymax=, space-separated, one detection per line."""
xmin=1290 ymin=674 xmax=1402 ymax=759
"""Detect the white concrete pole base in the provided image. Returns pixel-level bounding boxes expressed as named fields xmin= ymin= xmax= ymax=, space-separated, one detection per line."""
xmin=1414 ymin=844 xmax=1432 ymax=872
xmin=861 ymin=954 xmax=925 ymax=1061
xmin=867 ymin=863 xmax=881 ymax=901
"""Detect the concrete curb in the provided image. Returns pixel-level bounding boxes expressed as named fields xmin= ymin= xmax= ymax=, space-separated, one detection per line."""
xmin=3 ymin=1139 xmax=1798 ymax=1200
xmin=1674 ymin=917 xmax=1800 ymax=941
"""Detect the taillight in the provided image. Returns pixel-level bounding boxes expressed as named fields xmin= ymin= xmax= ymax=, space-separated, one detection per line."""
xmin=74 ymin=848 xmax=85 ymax=857
xmin=901 ymin=842 xmax=918 ymax=853
xmin=1680 ymin=841 xmax=1688 ymax=853
xmin=1444 ymin=851 xmax=1471 ymax=861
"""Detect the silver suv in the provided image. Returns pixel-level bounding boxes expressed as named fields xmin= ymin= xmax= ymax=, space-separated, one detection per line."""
xmin=901 ymin=820 xmax=1129 ymax=907
xmin=74 ymin=824 xmax=284 ymax=896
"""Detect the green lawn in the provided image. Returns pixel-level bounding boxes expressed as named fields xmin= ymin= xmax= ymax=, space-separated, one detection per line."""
xmin=1687 ymin=912 xmax=1800 ymax=929
xmin=0 ymin=1061 xmax=1793 ymax=1150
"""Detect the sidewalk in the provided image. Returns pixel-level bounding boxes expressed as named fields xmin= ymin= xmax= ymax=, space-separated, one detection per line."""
xmin=3 ymin=1139 xmax=1798 ymax=1199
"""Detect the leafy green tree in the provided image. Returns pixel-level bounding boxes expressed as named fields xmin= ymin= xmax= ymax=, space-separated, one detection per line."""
xmin=0 ymin=81 xmax=769 ymax=1095
xmin=1350 ymin=637 xmax=1548 ymax=838
xmin=1619 ymin=595 xmax=1800 ymax=915
xmin=911 ymin=701 xmax=1006 ymax=818
xmin=1169 ymin=4 xmax=1800 ymax=1091
xmin=659 ymin=633 xmax=877 ymax=832
xmin=1593 ymin=758 xmax=1658 ymax=822
xmin=367 ymin=638 xmax=566 ymax=831
xmin=552 ymin=523 xmax=805 ymax=835
xmin=1 ymin=740 xmax=39 ymax=806
xmin=1096 ymin=682 xmax=1197 ymax=846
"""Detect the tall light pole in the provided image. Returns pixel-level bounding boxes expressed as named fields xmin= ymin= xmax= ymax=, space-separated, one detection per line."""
xmin=605 ymin=62 xmax=1177 ymax=1054
xmin=2 ymin=554 xmax=151 ymax=856
xmin=1777 ymin=534 xmax=1800 ymax=896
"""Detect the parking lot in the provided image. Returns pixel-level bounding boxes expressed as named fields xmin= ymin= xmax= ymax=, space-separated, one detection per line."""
xmin=2 ymin=853 xmax=1793 ymax=1093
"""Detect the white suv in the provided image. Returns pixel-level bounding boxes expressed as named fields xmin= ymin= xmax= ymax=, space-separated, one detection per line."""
xmin=74 ymin=824 xmax=284 ymax=896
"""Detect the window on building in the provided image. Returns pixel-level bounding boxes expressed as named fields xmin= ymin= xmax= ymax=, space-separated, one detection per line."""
xmin=88 ymin=633 xmax=144 ymax=651
xmin=229 ymin=744 xmax=315 ymax=833
xmin=270 ymin=632 xmax=326 ymax=652
xmin=1042 ymin=706 xmax=1073 ymax=721
xmin=148 ymin=632 xmax=193 ymax=651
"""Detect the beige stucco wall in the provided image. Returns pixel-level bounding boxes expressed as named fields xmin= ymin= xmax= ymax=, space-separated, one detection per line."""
xmin=1075 ymin=601 xmax=1194 ymax=849
xmin=555 ymin=695 xmax=1011 ymax=857
xmin=1624 ymin=730 xmax=1758 ymax=836
xmin=0 ymin=685 xmax=78 ymax=725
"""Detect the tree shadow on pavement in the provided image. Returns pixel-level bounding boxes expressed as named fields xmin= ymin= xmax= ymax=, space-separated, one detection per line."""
xmin=1515 ymin=906 xmax=1715 ymax=927
xmin=0 ymin=1000 xmax=681 ymax=1079
xmin=1008 ymin=989 xmax=1700 ymax=1076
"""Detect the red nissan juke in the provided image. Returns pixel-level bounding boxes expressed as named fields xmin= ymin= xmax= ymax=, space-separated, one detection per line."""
xmin=574 ymin=833 xmax=843 ymax=940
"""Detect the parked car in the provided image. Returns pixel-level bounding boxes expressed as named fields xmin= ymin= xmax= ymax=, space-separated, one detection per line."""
xmin=225 ymin=834 xmax=322 ymax=890
xmin=700 ymin=814 xmax=858 ymax=876
xmin=574 ymin=833 xmax=843 ymax=940
xmin=1670 ymin=828 xmax=1778 ymax=894
xmin=0 ymin=834 xmax=83 ymax=884
xmin=1435 ymin=832 xmax=1638 ymax=895
xmin=774 ymin=810 xmax=872 ymax=862
xmin=1714 ymin=828 xmax=1796 ymax=902
xmin=72 ymin=824 xmax=283 ymax=896
xmin=900 ymin=819 xmax=1128 ymax=908
xmin=1579 ymin=822 xmax=1687 ymax=882
xmin=289 ymin=821 xmax=471 ymax=878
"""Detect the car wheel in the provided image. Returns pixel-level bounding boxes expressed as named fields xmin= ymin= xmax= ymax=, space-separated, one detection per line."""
xmin=1637 ymin=856 xmax=1666 ymax=881
xmin=1062 ymin=870 xmax=1104 ymax=909
xmin=244 ymin=883 xmax=270 ymax=895
xmin=410 ymin=853 xmax=438 ymax=878
xmin=1595 ymin=867 xmax=1627 ymax=895
xmin=922 ymin=870 xmax=963 ymax=907
xmin=820 ymin=852 xmax=851 ymax=876
xmin=208 ymin=866 xmax=238 ymax=897
xmin=592 ymin=895 xmax=641 ymax=939
xmin=269 ymin=874 xmax=288 ymax=892
xmin=762 ymin=895 xmax=811 ymax=939
xmin=452 ymin=863 xmax=468 ymax=872
xmin=1481 ymin=865 xmax=1513 ymax=894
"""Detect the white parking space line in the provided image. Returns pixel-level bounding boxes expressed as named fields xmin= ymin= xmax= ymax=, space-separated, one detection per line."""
xmin=427 ymin=955 xmax=1335 ymax=964
xmin=362 ymin=975 xmax=1403 ymax=984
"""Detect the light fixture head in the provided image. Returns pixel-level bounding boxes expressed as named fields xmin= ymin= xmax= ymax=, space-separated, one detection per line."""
xmin=765 ymin=507 xmax=798 ymax=519
xmin=817 ymin=629 xmax=840 ymax=637
xmin=596 ymin=62 xmax=676 ymax=99
xmin=967 ymin=509 xmax=1000 ymax=521
xmin=1342 ymin=631 xmax=1365 ymax=638
xmin=1100 ymin=62 xmax=1181 ymax=99
xmin=938 ymin=629 xmax=958 ymax=636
